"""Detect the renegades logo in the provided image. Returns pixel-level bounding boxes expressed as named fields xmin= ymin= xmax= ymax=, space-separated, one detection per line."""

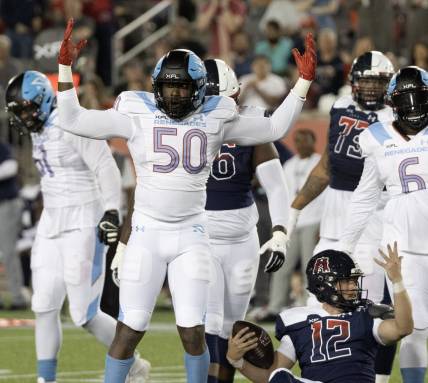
xmin=313 ymin=257 xmax=331 ymax=274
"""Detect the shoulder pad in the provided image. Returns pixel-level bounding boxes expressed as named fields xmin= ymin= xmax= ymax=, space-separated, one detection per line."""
xmin=331 ymin=94 xmax=355 ymax=111
xmin=368 ymin=303 xmax=395 ymax=320
xmin=239 ymin=105 xmax=266 ymax=117
xmin=376 ymin=106 xmax=394 ymax=124
xmin=113 ymin=91 xmax=157 ymax=115
xmin=359 ymin=122 xmax=392 ymax=156
xmin=200 ymin=95 xmax=237 ymax=120
xmin=278 ymin=306 xmax=324 ymax=327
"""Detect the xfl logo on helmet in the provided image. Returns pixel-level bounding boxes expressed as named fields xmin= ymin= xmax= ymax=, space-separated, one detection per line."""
xmin=313 ymin=257 xmax=331 ymax=274
xmin=165 ymin=73 xmax=179 ymax=79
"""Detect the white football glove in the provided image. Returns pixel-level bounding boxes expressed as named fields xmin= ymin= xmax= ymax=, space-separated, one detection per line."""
xmin=111 ymin=242 xmax=126 ymax=287
xmin=259 ymin=230 xmax=289 ymax=273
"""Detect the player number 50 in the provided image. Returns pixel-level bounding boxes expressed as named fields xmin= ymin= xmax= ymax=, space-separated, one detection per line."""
xmin=153 ymin=127 xmax=207 ymax=174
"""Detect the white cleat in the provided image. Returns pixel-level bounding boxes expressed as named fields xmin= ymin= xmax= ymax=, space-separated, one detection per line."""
xmin=37 ymin=378 xmax=56 ymax=383
xmin=126 ymin=353 xmax=151 ymax=383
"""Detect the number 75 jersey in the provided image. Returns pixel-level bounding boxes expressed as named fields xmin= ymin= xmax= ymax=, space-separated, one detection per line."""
xmin=358 ymin=122 xmax=428 ymax=253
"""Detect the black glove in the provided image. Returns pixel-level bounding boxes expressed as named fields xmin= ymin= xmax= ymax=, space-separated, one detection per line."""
xmin=98 ymin=210 xmax=120 ymax=245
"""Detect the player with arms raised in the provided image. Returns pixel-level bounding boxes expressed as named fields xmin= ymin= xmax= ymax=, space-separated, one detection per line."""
xmin=227 ymin=244 xmax=413 ymax=383
xmin=340 ymin=66 xmax=428 ymax=383
xmin=55 ymin=19 xmax=316 ymax=383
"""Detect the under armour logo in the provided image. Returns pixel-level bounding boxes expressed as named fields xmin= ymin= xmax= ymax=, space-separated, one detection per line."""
xmin=313 ymin=257 xmax=331 ymax=274
xmin=192 ymin=224 xmax=205 ymax=233
xmin=134 ymin=225 xmax=145 ymax=232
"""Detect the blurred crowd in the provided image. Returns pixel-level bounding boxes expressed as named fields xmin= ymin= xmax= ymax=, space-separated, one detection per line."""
xmin=0 ymin=0 xmax=428 ymax=317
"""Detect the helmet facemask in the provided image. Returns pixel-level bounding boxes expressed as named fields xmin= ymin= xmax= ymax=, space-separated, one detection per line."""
xmin=352 ymin=75 xmax=391 ymax=111
xmin=391 ymin=87 xmax=428 ymax=133
xmin=154 ymin=80 xmax=196 ymax=120
xmin=6 ymin=99 xmax=45 ymax=134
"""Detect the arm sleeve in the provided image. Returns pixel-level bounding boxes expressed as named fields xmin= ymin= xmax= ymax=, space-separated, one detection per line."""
xmin=57 ymin=88 xmax=135 ymax=140
xmin=222 ymin=82 xmax=306 ymax=145
xmin=256 ymin=159 xmax=289 ymax=227
xmin=70 ymin=135 xmax=122 ymax=211
xmin=340 ymin=155 xmax=383 ymax=253
xmin=372 ymin=318 xmax=386 ymax=346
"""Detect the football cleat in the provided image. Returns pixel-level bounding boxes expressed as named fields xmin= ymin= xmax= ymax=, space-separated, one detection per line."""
xmin=37 ymin=378 xmax=56 ymax=383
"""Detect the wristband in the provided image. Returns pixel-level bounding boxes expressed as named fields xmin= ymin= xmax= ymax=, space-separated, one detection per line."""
xmin=291 ymin=78 xmax=312 ymax=99
xmin=59 ymin=64 xmax=73 ymax=83
xmin=226 ymin=355 xmax=244 ymax=369
xmin=393 ymin=280 xmax=405 ymax=294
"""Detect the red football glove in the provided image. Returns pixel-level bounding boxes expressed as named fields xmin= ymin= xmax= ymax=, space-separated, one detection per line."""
xmin=58 ymin=18 xmax=87 ymax=66
xmin=292 ymin=33 xmax=317 ymax=81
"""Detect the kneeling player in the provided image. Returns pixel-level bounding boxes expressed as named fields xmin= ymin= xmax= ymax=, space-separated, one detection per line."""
xmin=227 ymin=243 xmax=413 ymax=383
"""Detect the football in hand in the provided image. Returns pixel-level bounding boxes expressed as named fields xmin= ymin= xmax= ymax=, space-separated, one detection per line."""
xmin=232 ymin=320 xmax=274 ymax=369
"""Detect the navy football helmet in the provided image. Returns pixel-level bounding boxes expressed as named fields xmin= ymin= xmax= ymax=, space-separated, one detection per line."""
xmin=306 ymin=250 xmax=366 ymax=311
xmin=5 ymin=71 xmax=56 ymax=134
xmin=152 ymin=49 xmax=207 ymax=120
xmin=387 ymin=66 xmax=428 ymax=133
xmin=349 ymin=51 xmax=394 ymax=111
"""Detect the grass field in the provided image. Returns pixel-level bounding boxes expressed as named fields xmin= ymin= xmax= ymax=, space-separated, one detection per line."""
xmin=0 ymin=308 xmax=416 ymax=383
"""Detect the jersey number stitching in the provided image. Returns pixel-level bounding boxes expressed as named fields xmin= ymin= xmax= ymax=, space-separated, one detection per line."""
xmin=310 ymin=319 xmax=351 ymax=363
xmin=153 ymin=127 xmax=207 ymax=174
xmin=398 ymin=156 xmax=426 ymax=193
xmin=334 ymin=116 xmax=369 ymax=159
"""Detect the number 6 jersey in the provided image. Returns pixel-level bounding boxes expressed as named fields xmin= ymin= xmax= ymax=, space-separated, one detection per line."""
xmin=341 ymin=121 xmax=428 ymax=254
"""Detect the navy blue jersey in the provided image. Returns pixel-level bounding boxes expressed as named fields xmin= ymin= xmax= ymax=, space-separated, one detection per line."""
xmin=276 ymin=306 xmax=381 ymax=383
xmin=206 ymin=143 xmax=255 ymax=210
xmin=328 ymin=95 xmax=393 ymax=191
xmin=205 ymin=105 xmax=267 ymax=211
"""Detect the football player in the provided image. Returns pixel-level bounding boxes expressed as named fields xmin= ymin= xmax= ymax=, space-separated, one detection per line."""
xmin=55 ymin=19 xmax=316 ymax=383
xmin=5 ymin=71 xmax=150 ymax=383
xmin=285 ymin=51 xmax=396 ymax=382
xmin=227 ymin=244 xmax=413 ymax=383
xmin=340 ymin=66 xmax=428 ymax=383
xmin=203 ymin=58 xmax=289 ymax=383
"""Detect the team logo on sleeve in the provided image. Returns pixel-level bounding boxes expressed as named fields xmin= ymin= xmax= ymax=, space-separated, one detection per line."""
xmin=313 ymin=257 xmax=331 ymax=274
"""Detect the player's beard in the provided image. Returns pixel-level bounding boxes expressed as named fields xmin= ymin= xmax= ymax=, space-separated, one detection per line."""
xmin=163 ymin=95 xmax=193 ymax=119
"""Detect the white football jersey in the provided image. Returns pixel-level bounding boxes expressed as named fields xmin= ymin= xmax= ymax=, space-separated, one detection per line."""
xmin=32 ymin=109 xmax=121 ymax=236
xmin=344 ymin=122 xmax=428 ymax=253
xmin=115 ymin=91 xmax=237 ymax=222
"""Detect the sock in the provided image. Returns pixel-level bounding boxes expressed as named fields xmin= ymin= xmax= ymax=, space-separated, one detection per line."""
xmin=37 ymin=359 xmax=57 ymax=382
xmin=184 ymin=348 xmax=210 ymax=383
xmin=84 ymin=311 xmax=117 ymax=347
xmin=104 ymin=354 xmax=135 ymax=383
xmin=206 ymin=333 xmax=219 ymax=383
xmin=401 ymin=368 xmax=426 ymax=383
xmin=375 ymin=343 xmax=396 ymax=375
xmin=35 ymin=311 xmax=62 ymax=359
xmin=375 ymin=375 xmax=390 ymax=383
xmin=217 ymin=336 xmax=235 ymax=383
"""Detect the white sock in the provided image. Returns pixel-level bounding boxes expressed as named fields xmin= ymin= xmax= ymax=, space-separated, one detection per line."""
xmin=35 ymin=310 xmax=62 ymax=359
xmin=375 ymin=375 xmax=390 ymax=383
xmin=83 ymin=311 xmax=117 ymax=347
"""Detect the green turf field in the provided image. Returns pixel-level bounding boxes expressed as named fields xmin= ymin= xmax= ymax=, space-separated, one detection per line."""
xmin=0 ymin=309 xmax=413 ymax=382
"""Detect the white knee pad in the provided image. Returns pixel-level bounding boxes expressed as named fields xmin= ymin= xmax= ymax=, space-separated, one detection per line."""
xmin=229 ymin=259 xmax=258 ymax=296
xmin=400 ymin=329 xmax=428 ymax=368
xmin=120 ymin=309 xmax=152 ymax=332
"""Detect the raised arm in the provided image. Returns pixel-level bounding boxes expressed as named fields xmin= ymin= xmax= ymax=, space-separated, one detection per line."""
xmin=223 ymin=34 xmax=316 ymax=145
xmin=57 ymin=19 xmax=133 ymax=140
xmin=375 ymin=242 xmax=414 ymax=344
